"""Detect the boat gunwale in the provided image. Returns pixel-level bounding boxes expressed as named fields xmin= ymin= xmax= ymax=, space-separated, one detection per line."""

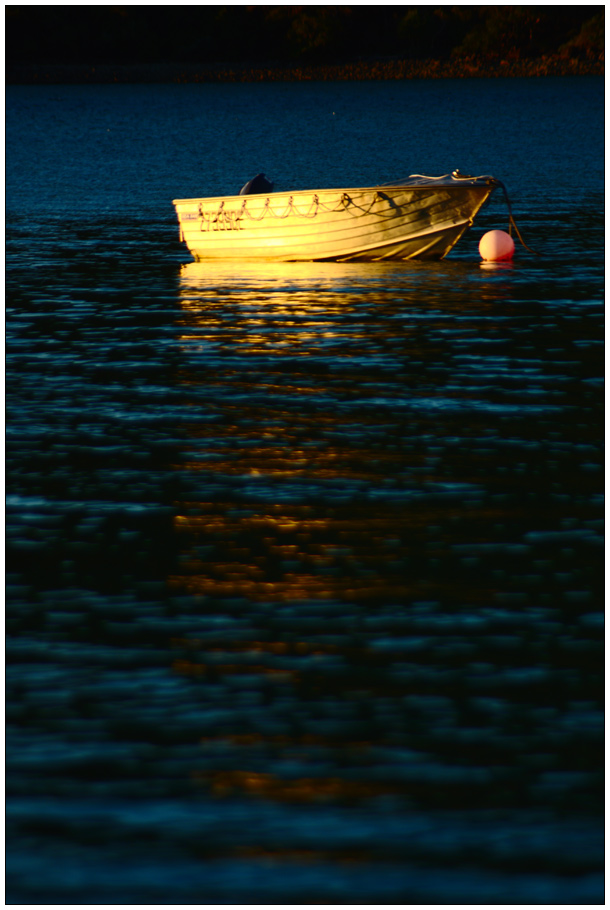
xmin=172 ymin=180 xmax=496 ymax=207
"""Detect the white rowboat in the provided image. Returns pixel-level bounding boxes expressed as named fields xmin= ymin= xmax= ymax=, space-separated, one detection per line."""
xmin=172 ymin=172 xmax=501 ymax=262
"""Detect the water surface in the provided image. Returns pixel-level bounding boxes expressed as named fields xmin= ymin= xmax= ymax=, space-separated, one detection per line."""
xmin=6 ymin=77 xmax=604 ymax=904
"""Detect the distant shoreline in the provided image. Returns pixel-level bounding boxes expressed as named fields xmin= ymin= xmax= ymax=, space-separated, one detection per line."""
xmin=6 ymin=55 xmax=603 ymax=85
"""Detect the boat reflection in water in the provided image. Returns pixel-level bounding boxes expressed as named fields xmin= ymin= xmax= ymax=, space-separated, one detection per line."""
xmin=164 ymin=256 xmax=602 ymax=899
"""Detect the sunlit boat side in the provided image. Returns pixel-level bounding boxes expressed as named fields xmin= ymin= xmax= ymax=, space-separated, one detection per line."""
xmin=172 ymin=173 xmax=500 ymax=262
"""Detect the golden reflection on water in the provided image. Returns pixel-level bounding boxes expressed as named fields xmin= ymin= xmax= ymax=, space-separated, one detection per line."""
xmin=179 ymin=258 xmax=387 ymax=290
xmin=168 ymin=255 xmax=527 ymax=807
xmin=193 ymin=767 xmax=394 ymax=803
xmin=177 ymin=257 xmax=516 ymax=340
xmin=168 ymin=498 xmax=500 ymax=603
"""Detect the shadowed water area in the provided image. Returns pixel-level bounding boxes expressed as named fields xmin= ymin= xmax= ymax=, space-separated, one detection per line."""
xmin=6 ymin=78 xmax=604 ymax=904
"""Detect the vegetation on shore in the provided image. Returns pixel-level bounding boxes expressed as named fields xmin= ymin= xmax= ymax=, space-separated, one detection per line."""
xmin=6 ymin=54 xmax=603 ymax=86
xmin=6 ymin=6 xmax=603 ymax=83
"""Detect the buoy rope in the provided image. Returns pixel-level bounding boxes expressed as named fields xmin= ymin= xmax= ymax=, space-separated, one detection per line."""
xmin=493 ymin=179 xmax=540 ymax=256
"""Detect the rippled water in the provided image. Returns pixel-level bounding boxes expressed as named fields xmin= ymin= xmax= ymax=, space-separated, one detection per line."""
xmin=6 ymin=78 xmax=604 ymax=904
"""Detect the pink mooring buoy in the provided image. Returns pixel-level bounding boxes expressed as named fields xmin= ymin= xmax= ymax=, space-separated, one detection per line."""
xmin=479 ymin=229 xmax=515 ymax=262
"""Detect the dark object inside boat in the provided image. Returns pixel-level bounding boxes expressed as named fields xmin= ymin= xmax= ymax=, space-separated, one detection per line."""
xmin=239 ymin=173 xmax=274 ymax=195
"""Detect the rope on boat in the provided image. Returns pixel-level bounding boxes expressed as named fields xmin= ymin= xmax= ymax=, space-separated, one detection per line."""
xmin=239 ymin=195 xmax=322 ymax=220
xmin=335 ymin=192 xmax=389 ymax=216
xmin=206 ymin=192 xmax=390 ymax=226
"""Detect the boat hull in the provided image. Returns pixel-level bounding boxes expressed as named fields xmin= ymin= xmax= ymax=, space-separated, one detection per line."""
xmin=172 ymin=180 xmax=497 ymax=262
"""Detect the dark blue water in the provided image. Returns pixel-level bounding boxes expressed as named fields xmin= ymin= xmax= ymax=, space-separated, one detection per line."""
xmin=6 ymin=78 xmax=604 ymax=904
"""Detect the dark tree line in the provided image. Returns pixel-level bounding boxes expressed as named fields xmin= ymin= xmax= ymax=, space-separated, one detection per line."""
xmin=6 ymin=5 xmax=604 ymax=67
